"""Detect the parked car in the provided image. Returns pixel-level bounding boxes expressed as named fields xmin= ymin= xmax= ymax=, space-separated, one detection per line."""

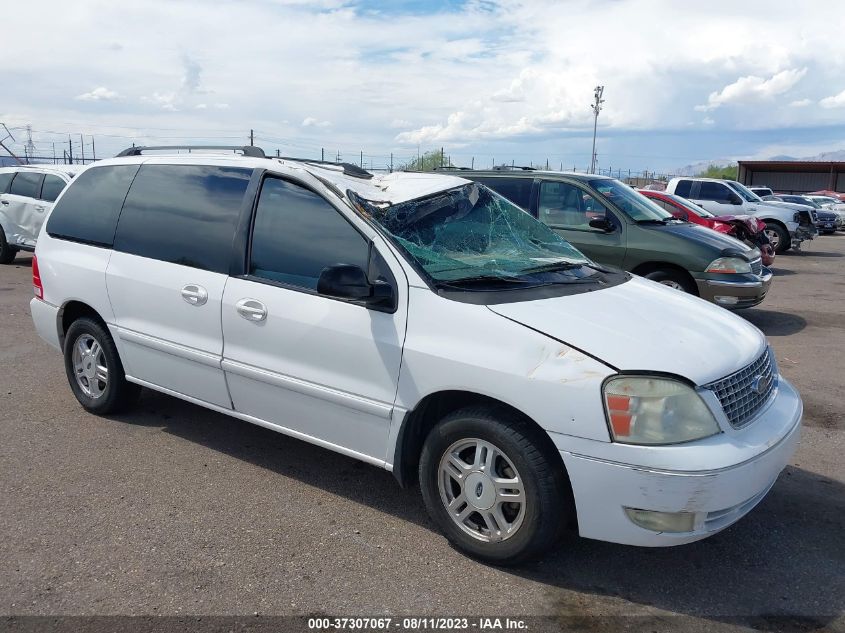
xmin=748 ymin=186 xmax=774 ymax=198
xmin=805 ymin=195 xmax=845 ymax=212
xmin=766 ymin=195 xmax=842 ymax=233
xmin=30 ymin=146 xmax=802 ymax=564
xmin=639 ymin=189 xmax=774 ymax=265
xmin=665 ymin=177 xmax=816 ymax=254
xmin=807 ymin=190 xmax=845 ymax=203
xmin=457 ymin=169 xmax=771 ymax=309
xmin=0 ymin=164 xmax=84 ymax=263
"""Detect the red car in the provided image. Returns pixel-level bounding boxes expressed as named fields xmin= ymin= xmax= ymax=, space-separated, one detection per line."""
xmin=639 ymin=189 xmax=775 ymax=266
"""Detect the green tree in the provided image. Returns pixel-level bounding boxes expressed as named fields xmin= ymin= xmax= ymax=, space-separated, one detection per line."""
xmin=697 ymin=163 xmax=738 ymax=179
xmin=400 ymin=149 xmax=453 ymax=171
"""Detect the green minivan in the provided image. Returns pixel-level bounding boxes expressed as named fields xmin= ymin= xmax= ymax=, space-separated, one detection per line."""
xmin=459 ymin=170 xmax=772 ymax=309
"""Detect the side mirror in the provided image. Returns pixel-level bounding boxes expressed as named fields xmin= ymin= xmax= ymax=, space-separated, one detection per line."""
xmin=588 ymin=217 xmax=614 ymax=232
xmin=728 ymin=192 xmax=743 ymax=205
xmin=317 ymin=263 xmax=394 ymax=309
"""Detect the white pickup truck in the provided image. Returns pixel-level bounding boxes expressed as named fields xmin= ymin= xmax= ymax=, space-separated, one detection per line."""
xmin=665 ymin=177 xmax=817 ymax=253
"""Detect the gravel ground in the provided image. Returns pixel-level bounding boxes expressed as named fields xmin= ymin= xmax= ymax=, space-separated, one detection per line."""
xmin=0 ymin=237 xmax=843 ymax=631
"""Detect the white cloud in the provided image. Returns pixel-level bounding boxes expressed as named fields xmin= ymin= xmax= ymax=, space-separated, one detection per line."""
xmin=789 ymin=98 xmax=812 ymax=107
xmin=75 ymin=86 xmax=120 ymax=101
xmin=302 ymin=117 xmax=331 ymax=128
xmin=696 ymin=68 xmax=807 ymax=111
xmin=820 ymin=89 xmax=845 ymax=109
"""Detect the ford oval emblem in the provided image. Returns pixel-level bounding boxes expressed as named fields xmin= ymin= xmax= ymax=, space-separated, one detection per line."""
xmin=751 ymin=373 xmax=773 ymax=396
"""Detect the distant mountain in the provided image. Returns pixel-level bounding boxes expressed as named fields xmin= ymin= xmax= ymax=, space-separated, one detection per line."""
xmin=674 ymin=149 xmax=845 ymax=175
xmin=674 ymin=159 xmax=735 ymax=176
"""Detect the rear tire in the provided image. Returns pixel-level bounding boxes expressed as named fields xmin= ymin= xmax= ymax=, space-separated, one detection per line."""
xmin=643 ymin=268 xmax=695 ymax=294
xmin=419 ymin=405 xmax=571 ymax=565
xmin=63 ymin=317 xmax=141 ymax=414
xmin=0 ymin=227 xmax=18 ymax=264
xmin=764 ymin=222 xmax=791 ymax=254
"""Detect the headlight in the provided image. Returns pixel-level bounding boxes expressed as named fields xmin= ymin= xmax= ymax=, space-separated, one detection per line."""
xmin=706 ymin=257 xmax=752 ymax=274
xmin=603 ymin=376 xmax=720 ymax=445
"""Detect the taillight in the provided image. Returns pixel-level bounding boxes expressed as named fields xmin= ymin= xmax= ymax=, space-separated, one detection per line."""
xmin=32 ymin=254 xmax=43 ymax=299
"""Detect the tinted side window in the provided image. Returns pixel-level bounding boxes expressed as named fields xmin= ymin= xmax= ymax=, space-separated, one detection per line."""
xmin=46 ymin=165 xmax=140 ymax=247
xmin=471 ymin=177 xmax=532 ymax=209
xmin=673 ymin=180 xmax=692 ymax=197
xmin=249 ymin=177 xmax=369 ymax=290
xmin=0 ymin=172 xmax=13 ymax=194
xmin=114 ymin=165 xmax=251 ymax=273
xmin=40 ymin=174 xmax=66 ymax=202
xmin=9 ymin=171 xmax=44 ymax=198
xmin=699 ymin=182 xmax=731 ymax=202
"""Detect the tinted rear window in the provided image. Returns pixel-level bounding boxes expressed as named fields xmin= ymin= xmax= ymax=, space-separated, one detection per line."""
xmin=470 ymin=176 xmax=532 ymax=209
xmin=673 ymin=179 xmax=692 ymax=197
xmin=0 ymin=172 xmax=13 ymax=194
xmin=46 ymin=165 xmax=140 ymax=246
xmin=9 ymin=171 xmax=44 ymax=198
xmin=40 ymin=174 xmax=67 ymax=202
xmin=113 ymin=165 xmax=252 ymax=273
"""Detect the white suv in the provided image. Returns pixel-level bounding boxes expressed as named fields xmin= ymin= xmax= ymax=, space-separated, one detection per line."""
xmin=0 ymin=164 xmax=84 ymax=263
xmin=30 ymin=147 xmax=802 ymax=563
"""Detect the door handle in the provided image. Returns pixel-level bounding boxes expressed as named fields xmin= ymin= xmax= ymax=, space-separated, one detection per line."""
xmin=236 ymin=298 xmax=267 ymax=322
xmin=181 ymin=284 xmax=208 ymax=306
xmin=0 ymin=200 xmax=8 ymax=206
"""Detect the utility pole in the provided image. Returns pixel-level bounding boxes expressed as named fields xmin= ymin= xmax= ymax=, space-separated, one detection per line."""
xmin=390 ymin=153 xmax=393 ymax=173
xmin=249 ymin=129 xmax=254 ymax=146
xmin=80 ymin=134 xmax=85 ymax=164
xmin=91 ymin=136 xmax=96 ymax=160
xmin=321 ymin=148 xmax=325 ymax=161
xmin=589 ymin=85 xmax=605 ymax=174
xmin=441 ymin=147 xmax=444 ymax=169
xmin=360 ymin=150 xmax=363 ymax=167
xmin=68 ymin=135 xmax=73 ymax=164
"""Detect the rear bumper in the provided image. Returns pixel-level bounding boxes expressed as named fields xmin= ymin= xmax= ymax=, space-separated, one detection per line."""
xmin=694 ymin=269 xmax=772 ymax=309
xmin=30 ymin=297 xmax=61 ymax=351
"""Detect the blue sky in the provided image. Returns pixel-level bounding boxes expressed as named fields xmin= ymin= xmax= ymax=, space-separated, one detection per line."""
xmin=2 ymin=0 xmax=845 ymax=172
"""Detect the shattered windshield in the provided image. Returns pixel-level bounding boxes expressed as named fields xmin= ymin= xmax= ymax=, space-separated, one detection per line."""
xmin=348 ymin=183 xmax=598 ymax=286
xmin=589 ymin=179 xmax=673 ymax=222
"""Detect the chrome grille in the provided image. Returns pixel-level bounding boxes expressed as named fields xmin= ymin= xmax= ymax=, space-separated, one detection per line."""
xmin=750 ymin=257 xmax=762 ymax=276
xmin=704 ymin=347 xmax=777 ymax=429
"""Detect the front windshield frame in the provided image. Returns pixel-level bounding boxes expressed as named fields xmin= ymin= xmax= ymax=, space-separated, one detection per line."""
xmin=725 ymin=180 xmax=762 ymax=203
xmin=346 ymin=183 xmax=603 ymax=288
xmin=588 ymin=178 xmax=674 ymax=222
xmin=664 ymin=193 xmax=716 ymax=218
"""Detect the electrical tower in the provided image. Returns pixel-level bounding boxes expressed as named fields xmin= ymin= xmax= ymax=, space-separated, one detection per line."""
xmin=25 ymin=125 xmax=37 ymax=162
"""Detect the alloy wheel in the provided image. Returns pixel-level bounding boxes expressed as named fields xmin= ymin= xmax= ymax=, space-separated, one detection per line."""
xmin=71 ymin=334 xmax=109 ymax=399
xmin=437 ymin=438 xmax=526 ymax=543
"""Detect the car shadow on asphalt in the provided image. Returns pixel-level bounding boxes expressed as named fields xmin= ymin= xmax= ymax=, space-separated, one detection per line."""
xmin=111 ymin=390 xmax=843 ymax=628
xmin=784 ymin=250 xmax=843 ymax=258
xmin=739 ymin=309 xmax=807 ymax=336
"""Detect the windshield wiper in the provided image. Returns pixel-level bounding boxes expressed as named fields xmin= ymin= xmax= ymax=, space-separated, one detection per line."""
xmin=636 ymin=218 xmax=671 ymax=225
xmin=434 ymin=275 xmax=531 ymax=288
xmin=518 ymin=261 xmax=584 ymax=274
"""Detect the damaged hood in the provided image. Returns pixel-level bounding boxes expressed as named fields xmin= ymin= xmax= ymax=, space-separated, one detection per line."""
xmin=487 ymin=276 xmax=766 ymax=386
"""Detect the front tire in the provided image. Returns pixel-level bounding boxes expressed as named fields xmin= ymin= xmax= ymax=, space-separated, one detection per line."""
xmin=419 ymin=406 xmax=571 ymax=565
xmin=643 ymin=268 xmax=695 ymax=294
xmin=0 ymin=227 xmax=19 ymax=264
xmin=764 ymin=222 xmax=791 ymax=254
xmin=63 ymin=317 xmax=140 ymax=414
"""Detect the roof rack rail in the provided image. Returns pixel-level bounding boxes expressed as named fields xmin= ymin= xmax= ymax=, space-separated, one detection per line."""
xmin=491 ymin=165 xmax=536 ymax=171
xmin=277 ymin=156 xmax=373 ymax=180
xmin=433 ymin=166 xmax=472 ymax=171
xmin=116 ymin=145 xmax=267 ymax=158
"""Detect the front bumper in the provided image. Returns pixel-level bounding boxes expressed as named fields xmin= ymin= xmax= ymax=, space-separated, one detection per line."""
xmin=558 ymin=379 xmax=802 ymax=547
xmin=694 ymin=268 xmax=773 ymax=309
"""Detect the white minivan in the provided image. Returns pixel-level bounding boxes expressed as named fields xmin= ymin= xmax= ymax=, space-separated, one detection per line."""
xmin=0 ymin=164 xmax=84 ymax=263
xmin=30 ymin=147 xmax=802 ymax=564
